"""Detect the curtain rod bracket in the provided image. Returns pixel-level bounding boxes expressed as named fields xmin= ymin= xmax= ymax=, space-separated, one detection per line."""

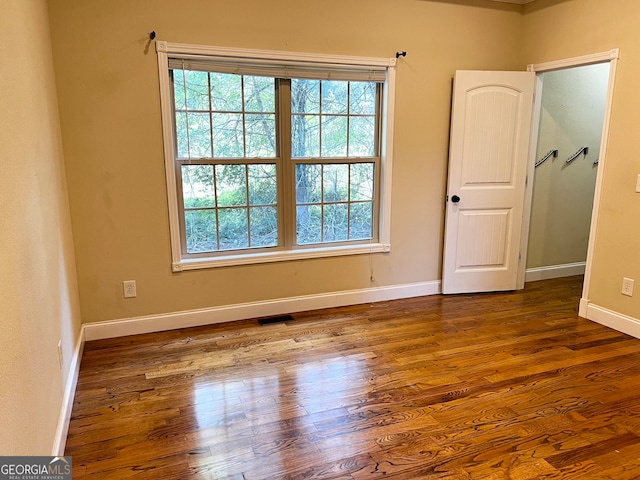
xmin=395 ymin=51 xmax=407 ymax=58
xmin=149 ymin=31 xmax=156 ymax=40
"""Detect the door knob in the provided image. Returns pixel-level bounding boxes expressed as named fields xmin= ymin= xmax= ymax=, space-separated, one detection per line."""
xmin=451 ymin=195 xmax=461 ymax=203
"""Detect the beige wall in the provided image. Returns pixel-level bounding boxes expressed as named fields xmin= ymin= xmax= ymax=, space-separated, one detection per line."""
xmin=527 ymin=63 xmax=609 ymax=268
xmin=47 ymin=0 xmax=524 ymax=323
xmin=0 ymin=0 xmax=82 ymax=454
xmin=523 ymin=0 xmax=640 ymax=320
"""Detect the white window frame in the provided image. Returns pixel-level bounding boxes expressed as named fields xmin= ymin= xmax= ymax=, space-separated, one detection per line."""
xmin=156 ymin=41 xmax=396 ymax=271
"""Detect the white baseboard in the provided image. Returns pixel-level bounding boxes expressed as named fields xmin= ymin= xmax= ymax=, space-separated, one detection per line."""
xmin=582 ymin=301 xmax=640 ymax=339
xmin=579 ymin=297 xmax=589 ymax=318
xmin=84 ymin=280 xmax=442 ymax=341
xmin=51 ymin=329 xmax=85 ymax=456
xmin=525 ymin=262 xmax=586 ymax=283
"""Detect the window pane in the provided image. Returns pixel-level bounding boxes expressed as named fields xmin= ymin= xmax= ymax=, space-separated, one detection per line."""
xmin=187 ymin=112 xmax=212 ymax=158
xmin=215 ymin=164 xmax=247 ymax=206
xmin=210 ymin=73 xmax=242 ymax=111
xmin=182 ymin=165 xmax=215 ymax=208
xmin=183 ymin=70 xmax=210 ymax=110
xmin=173 ymin=71 xmax=186 ymax=111
xmin=350 ymin=163 xmax=374 ymax=201
xmin=212 ymin=113 xmax=243 ymax=157
xmin=245 ymin=114 xmax=276 ymax=157
xmin=292 ymin=79 xmax=320 ymax=114
xmin=244 ymin=76 xmax=275 ymax=112
xmin=175 ymin=112 xmax=189 ymax=158
xmin=219 ymin=208 xmax=248 ymax=250
xmin=349 ymin=82 xmax=376 ymax=115
xmin=250 ymin=206 xmax=278 ymax=247
xmin=296 ymin=205 xmax=322 ymax=245
xmin=323 ymin=164 xmax=349 ymax=202
xmin=322 ymin=81 xmax=348 ymax=114
xmin=321 ymin=116 xmax=348 ymax=157
xmin=185 ymin=210 xmax=217 ymax=253
xmin=248 ymin=164 xmax=277 ymax=205
xmin=349 ymin=202 xmax=373 ymax=240
xmin=348 ymin=116 xmax=376 ymax=157
xmin=295 ymin=164 xmax=321 ymax=204
xmin=323 ymin=203 xmax=348 ymax=242
xmin=291 ymin=114 xmax=320 ymax=158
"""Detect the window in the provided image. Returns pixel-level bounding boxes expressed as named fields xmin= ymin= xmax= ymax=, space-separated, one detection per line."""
xmin=174 ymin=72 xmax=278 ymax=253
xmin=156 ymin=42 xmax=396 ymax=270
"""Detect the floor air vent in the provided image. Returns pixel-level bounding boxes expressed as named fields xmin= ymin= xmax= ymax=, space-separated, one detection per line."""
xmin=258 ymin=314 xmax=294 ymax=326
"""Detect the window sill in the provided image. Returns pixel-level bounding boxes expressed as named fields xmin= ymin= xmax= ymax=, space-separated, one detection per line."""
xmin=172 ymin=243 xmax=391 ymax=272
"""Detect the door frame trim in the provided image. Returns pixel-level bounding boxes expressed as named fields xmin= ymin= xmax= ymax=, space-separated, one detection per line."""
xmin=518 ymin=49 xmax=619 ymax=318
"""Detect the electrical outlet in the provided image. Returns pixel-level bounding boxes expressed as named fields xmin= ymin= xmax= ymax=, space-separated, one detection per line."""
xmin=622 ymin=277 xmax=634 ymax=297
xmin=123 ymin=280 xmax=137 ymax=298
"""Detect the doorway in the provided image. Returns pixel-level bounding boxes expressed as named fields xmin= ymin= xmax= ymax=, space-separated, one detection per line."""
xmin=520 ymin=50 xmax=619 ymax=315
xmin=525 ymin=63 xmax=610 ymax=281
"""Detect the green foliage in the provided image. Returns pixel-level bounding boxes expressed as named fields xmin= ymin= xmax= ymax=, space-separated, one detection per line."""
xmin=185 ymin=210 xmax=217 ymax=253
xmin=295 ymin=162 xmax=374 ymax=245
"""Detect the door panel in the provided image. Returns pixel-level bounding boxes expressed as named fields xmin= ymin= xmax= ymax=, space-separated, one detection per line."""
xmin=461 ymin=86 xmax=520 ymax=186
xmin=457 ymin=209 xmax=511 ymax=269
xmin=442 ymin=70 xmax=535 ymax=294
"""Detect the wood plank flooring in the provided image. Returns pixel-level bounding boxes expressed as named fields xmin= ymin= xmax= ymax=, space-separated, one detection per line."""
xmin=66 ymin=276 xmax=640 ymax=479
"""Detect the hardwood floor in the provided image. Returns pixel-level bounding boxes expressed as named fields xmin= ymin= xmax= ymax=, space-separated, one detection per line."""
xmin=66 ymin=276 xmax=640 ymax=479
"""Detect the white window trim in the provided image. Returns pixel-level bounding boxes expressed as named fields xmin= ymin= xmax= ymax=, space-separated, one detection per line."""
xmin=156 ymin=41 xmax=396 ymax=272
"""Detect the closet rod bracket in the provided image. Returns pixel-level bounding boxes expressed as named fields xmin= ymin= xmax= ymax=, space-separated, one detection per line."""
xmin=566 ymin=146 xmax=589 ymax=164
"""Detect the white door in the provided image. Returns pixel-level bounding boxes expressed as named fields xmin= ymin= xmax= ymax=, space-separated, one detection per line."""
xmin=442 ymin=70 xmax=536 ymax=294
